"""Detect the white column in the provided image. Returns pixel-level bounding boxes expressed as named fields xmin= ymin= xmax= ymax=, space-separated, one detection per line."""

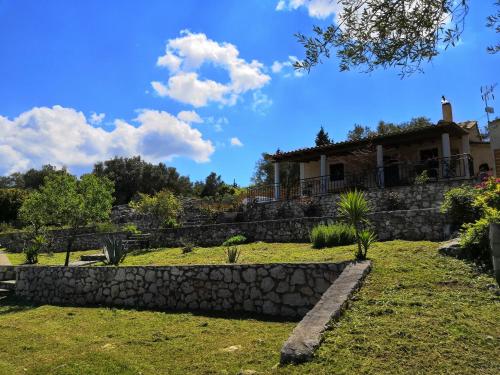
xmin=461 ymin=134 xmax=470 ymax=178
xmin=274 ymin=162 xmax=280 ymax=200
xmin=320 ymin=155 xmax=327 ymax=193
xmin=442 ymin=133 xmax=451 ymax=177
xmin=376 ymin=145 xmax=384 ymax=188
xmin=299 ymin=162 xmax=305 ymax=195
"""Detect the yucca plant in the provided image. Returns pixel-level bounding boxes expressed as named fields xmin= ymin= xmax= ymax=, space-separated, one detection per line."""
xmin=337 ymin=190 xmax=371 ymax=259
xmin=358 ymin=229 xmax=377 ymax=260
xmin=225 ymin=246 xmax=241 ymax=263
xmin=103 ymin=236 xmax=127 ymax=266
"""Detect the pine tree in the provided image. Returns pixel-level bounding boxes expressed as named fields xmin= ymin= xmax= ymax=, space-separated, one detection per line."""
xmin=315 ymin=126 xmax=332 ymax=146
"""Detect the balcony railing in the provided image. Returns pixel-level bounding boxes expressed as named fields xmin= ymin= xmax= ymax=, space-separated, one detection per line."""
xmin=245 ymin=154 xmax=474 ymax=203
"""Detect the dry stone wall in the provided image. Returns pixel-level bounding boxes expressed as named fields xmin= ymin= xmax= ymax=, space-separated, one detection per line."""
xmin=243 ymin=180 xmax=471 ymax=221
xmin=15 ymin=262 xmax=348 ymax=318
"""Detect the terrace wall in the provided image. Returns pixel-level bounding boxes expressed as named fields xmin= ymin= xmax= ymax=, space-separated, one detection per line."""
xmin=15 ymin=262 xmax=349 ymax=318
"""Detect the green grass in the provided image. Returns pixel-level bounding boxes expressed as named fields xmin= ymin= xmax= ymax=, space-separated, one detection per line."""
xmin=1 ymin=241 xmax=499 ymax=374
xmin=4 ymin=249 xmax=99 ymax=266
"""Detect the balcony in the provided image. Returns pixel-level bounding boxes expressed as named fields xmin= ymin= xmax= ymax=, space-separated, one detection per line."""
xmin=246 ymin=154 xmax=474 ymax=203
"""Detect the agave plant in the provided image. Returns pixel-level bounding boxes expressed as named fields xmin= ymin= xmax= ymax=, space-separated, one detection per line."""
xmin=337 ymin=190 xmax=371 ymax=259
xmin=103 ymin=236 xmax=127 ymax=266
xmin=225 ymin=246 xmax=241 ymax=264
xmin=358 ymin=229 xmax=377 ymax=260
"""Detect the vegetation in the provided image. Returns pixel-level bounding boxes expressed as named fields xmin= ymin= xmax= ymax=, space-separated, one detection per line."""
xmin=180 ymin=239 xmax=195 ymax=254
xmin=122 ymin=223 xmax=141 ymax=235
xmin=0 ymin=188 xmax=27 ymax=224
xmin=414 ymin=170 xmax=430 ymax=185
xmin=358 ymin=229 xmax=377 ymax=259
xmin=0 ymin=164 xmax=68 ymax=190
xmin=458 ymin=178 xmax=500 ymax=266
xmin=1 ymin=241 xmax=498 ymax=374
xmin=337 ymin=190 xmax=372 ymax=260
xmin=130 ymin=190 xmax=181 ymax=231
xmin=103 ymin=237 xmax=127 ymax=266
xmin=347 ymin=117 xmax=432 ymax=141
xmin=19 ymin=173 xmax=114 ymax=266
xmin=294 ymin=1 xmax=498 ymax=76
xmin=315 ymin=126 xmax=332 ymax=146
xmin=225 ymin=246 xmax=241 ymax=263
xmin=310 ymin=223 xmax=356 ymax=249
xmin=441 ymin=184 xmax=482 ymax=227
xmin=23 ymin=234 xmax=47 ymax=264
xmin=251 ymin=153 xmax=299 ymax=186
xmin=222 ymin=234 xmax=248 ymax=246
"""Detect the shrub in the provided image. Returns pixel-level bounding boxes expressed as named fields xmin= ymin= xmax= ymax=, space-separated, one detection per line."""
xmin=24 ymin=235 xmax=47 ymax=264
xmin=358 ymin=230 xmax=377 ymax=260
xmin=459 ymin=218 xmax=492 ymax=266
xmin=122 ymin=223 xmax=141 ymax=235
xmin=225 ymin=246 xmax=241 ymax=263
xmin=95 ymin=222 xmax=118 ymax=233
xmin=103 ymin=236 xmax=127 ymax=266
xmin=222 ymin=234 xmax=247 ymax=246
xmin=181 ymin=239 xmax=195 ymax=254
xmin=441 ymin=186 xmax=481 ymax=227
xmin=163 ymin=217 xmax=179 ymax=229
xmin=310 ymin=223 xmax=357 ymax=249
xmin=414 ymin=170 xmax=430 ymax=185
xmin=0 ymin=222 xmax=16 ymax=234
xmin=338 ymin=190 xmax=371 ymax=259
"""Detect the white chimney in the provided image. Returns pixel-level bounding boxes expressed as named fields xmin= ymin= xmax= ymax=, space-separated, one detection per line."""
xmin=441 ymin=96 xmax=453 ymax=122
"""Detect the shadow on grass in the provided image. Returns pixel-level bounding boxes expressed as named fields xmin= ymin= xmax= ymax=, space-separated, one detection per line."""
xmin=0 ymin=295 xmax=301 ymax=323
xmin=0 ymin=295 xmax=39 ymax=316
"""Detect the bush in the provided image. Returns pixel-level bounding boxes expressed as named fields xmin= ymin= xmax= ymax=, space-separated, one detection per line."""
xmin=310 ymin=223 xmax=357 ymax=249
xmin=0 ymin=222 xmax=16 ymax=234
xmin=222 ymin=234 xmax=247 ymax=246
xmin=95 ymin=222 xmax=118 ymax=233
xmin=225 ymin=246 xmax=241 ymax=263
xmin=414 ymin=170 xmax=430 ymax=185
xmin=103 ymin=236 xmax=127 ymax=266
xmin=386 ymin=191 xmax=406 ymax=210
xmin=24 ymin=235 xmax=47 ymax=264
xmin=459 ymin=218 xmax=492 ymax=266
xmin=122 ymin=223 xmax=141 ymax=235
xmin=441 ymin=186 xmax=481 ymax=227
xmin=181 ymin=239 xmax=195 ymax=254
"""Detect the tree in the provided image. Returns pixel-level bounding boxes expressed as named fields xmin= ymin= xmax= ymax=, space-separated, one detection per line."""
xmin=200 ymin=172 xmax=225 ymax=197
xmin=251 ymin=153 xmax=300 ymax=186
xmin=0 ymin=165 xmax=68 ymax=190
xmin=93 ymin=156 xmax=193 ymax=204
xmin=19 ymin=174 xmax=114 ymax=266
xmin=130 ymin=190 xmax=181 ymax=231
xmin=294 ymin=1 xmax=499 ymax=76
xmin=315 ymin=126 xmax=333 ymax=146
xmin=347 ymin=116 xmax=432 ymax=141
xmin=487 ymin=1 xmax=500 ymax=54
xmin=0 ymin=188 xmax=28 ymax=223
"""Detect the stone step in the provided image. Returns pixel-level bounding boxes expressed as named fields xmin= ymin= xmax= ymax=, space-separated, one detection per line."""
xmin=0 ymin=280 xmax=16 ymax=291
xmin=0 ymin=288 xmax=12 ymax=296
xmin=80 ymin=254 xmax=107 ymax=262
xmin=68 ymin=260 xmax=100 ymax=267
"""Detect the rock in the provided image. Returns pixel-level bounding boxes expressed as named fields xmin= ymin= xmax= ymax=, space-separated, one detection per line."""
xmin=242 ymin=268 xmax=256 ymax=283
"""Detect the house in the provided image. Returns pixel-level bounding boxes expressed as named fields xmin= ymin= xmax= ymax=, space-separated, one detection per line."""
xmin=252 ymin=101 xmax=494 ymax=201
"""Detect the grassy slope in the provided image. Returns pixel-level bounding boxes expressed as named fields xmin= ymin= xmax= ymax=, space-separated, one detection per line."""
xmin=5 ymin=249 xmax=99 ymax=266
xmin=0 ymin=241 xmax=499 ymax=374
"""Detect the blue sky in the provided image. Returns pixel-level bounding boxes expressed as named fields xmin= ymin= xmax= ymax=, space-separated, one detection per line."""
xmin=0 ymin=1 xmax=498 ymax=185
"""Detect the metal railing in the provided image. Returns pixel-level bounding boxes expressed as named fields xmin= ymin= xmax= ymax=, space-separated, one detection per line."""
xmin=245 ymin=154 xmax=474 ymax=203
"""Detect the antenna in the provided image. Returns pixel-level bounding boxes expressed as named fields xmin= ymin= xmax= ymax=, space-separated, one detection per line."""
xmin=481 ymin=84 xmax=497 ymax=124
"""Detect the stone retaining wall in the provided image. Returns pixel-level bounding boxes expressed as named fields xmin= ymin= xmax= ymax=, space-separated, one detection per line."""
xmin=15 ymin=262 xmax=348 ymax=318
xmin=1 ymin=208 xmax=450 ymax=253
xmin=243 ymin=180 xmax=471 ymax=221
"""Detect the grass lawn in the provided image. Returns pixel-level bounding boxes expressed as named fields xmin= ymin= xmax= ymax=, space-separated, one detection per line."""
xmin=0 ymin=241 xmax=499 ymax=374
xmin=4 ymin=249 xmax=100 ymax=266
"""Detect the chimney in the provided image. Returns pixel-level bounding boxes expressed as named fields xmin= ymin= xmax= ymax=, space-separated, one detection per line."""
xmin=441 ymin=96 xmax=453 ymax=122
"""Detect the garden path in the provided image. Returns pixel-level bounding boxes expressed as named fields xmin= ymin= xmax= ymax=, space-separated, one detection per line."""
xmin=0 ymin=251 xmax=12 ymax=266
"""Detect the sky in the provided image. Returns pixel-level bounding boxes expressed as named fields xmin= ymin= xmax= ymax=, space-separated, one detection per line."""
xmin=0 ymin=0 xmax=498 ymax=185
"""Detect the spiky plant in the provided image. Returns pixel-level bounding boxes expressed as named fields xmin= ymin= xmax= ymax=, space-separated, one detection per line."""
xmin=358 ymin=229 xmax=377 ymax=260
xmin=103 ymin=236 xmax=127 ymax=266
xmin=225 ymin=246 xmax=241 ymax=264
xmin=338 ymin=190 xmax=371 ymax=259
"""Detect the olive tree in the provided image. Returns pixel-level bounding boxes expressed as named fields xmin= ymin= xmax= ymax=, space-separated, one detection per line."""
xmin=20 ymin=173 xmax=114 ymax=266
xmin=294 ymin=1 xmax=499 ymax=76
xmin=130 ymin=190 xmax=182 ymax=232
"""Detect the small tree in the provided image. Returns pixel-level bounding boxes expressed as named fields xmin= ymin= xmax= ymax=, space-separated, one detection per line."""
xmin=20 ymin=173 xmax=114 ymax=266
xmin=130 ymin=190 xmax=181 ymax=232
xmin=338 ymin=190 xmax=371 ymax=260
xmin=315 ymin=126 xmax=332 ymax=146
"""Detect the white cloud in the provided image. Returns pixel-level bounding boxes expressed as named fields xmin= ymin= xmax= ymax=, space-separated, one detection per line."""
xmin=152 ymin=30 xmax=270 ymax=107
xmin=0 ymin=105 xmax=215 ymax=175
xmin=206 ymin=116 xmax=228 ymax=132
xmin=230 ymin=137 xmax=243 ymax=147
xmin=90 ymin=112 xmax=105 ymax=125
xmin=251 ymin=91 xmax=273 ymax=114
xmin=275 ymin=0 xmax=341 ymax=19
xmin=177 ymin=110 xmax=203 ymax=124
xmin=271 ymin=56 xmax=304 ymax=78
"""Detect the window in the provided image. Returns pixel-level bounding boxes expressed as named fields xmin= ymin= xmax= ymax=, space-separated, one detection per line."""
xmin=329 ymin=163 xmax=344 ymax=181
